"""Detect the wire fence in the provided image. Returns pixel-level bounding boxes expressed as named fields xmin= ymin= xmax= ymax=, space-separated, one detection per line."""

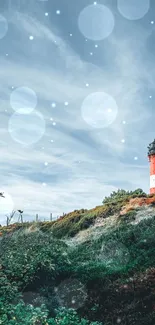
xmin=3 ymin=211 xmax=67 ymax=226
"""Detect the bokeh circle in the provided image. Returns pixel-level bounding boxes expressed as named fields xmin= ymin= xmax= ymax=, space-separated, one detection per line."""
xmin=0 ymin=191 xmax=14 ymax=216
xmin=81 ymin=92 xmax=118 ymax=128
xmin=78 ymin=4 xmax=115 ymax=41
xmin=10 ymin=87 xmax=37 ymax=113
xmin=117 ymin=0 xmax=150 ymax=20
xmin=55 ymin=278 xmax=87 ymax=309
xmin=8 ymin=109 xmax=45 ymax=146
xmin=98 ymin=240 xmax=130 ymax=269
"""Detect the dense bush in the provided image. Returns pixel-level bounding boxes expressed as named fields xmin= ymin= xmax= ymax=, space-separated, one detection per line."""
xmin=0 ymin=229 xmax=70 ymax=312
xmin=51 ymin=210 xmax=98 ymax=239
xmin=0 ymin=300 xmax=48 ymax=325
xmin=118 ymin=209 xmax=137 ymax=224
xmin=0 ymin=303 xmax=102 ymax=325
xmin=102 ymin=188 xmax=147 ymax=205
xmin=47 ymin=308 xmax=102 ymax=325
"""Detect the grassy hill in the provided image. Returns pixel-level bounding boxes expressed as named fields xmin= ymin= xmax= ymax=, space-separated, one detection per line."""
xmin=1 ymin=189 xmax=155 ymax=324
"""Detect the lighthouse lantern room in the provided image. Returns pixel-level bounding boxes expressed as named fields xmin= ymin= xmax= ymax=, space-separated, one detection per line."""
xmin=148 ymin=139 xmax=155 ymax=194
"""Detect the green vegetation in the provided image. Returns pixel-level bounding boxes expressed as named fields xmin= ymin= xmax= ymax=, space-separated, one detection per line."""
xmin=0 ymin=304 xmax=102 ymax=325
xmin=102 ymin=188 xmax=147 ymax=204
xmin=0 ymin=188 xmax=155 ymax=324
xmin=118 ymin=209 xmax=137 ymax=224
xmin=0 ymin=229 xmax=102 ymax=324
xmin=41 ymin=189 xmax=147 ymax=239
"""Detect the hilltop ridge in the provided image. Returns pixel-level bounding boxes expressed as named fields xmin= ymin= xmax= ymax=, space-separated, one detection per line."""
xmin=1 ymin=190 xmax=155 ymax=241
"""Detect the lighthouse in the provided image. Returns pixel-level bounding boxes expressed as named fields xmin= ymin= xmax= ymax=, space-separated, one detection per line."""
xmin=148 ymin=139 xmax=155 ymax=194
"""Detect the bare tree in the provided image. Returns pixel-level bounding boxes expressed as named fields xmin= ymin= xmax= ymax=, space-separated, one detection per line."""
xmin=6 ymin=210 xmax=16 ymax=226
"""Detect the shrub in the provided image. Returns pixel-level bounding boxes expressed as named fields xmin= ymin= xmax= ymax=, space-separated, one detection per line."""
xmin=0 ymin=300 xmax=48 ymax=325
xmin=0 ymin=230 xmax=70 ymax=299
xmin=118 ymin=209 xmax=137 ymax=224
xmin=47 ymin=308 xmax=103 ymax=325
xmin=102 ymin=188 xmax=147 ymax=205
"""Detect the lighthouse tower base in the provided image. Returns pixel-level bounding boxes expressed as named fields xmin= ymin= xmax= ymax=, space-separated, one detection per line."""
xmin=149 ymin=154 xmax=155 ymax=194
xmin=150 ymin=186 xmax=155 ymax=194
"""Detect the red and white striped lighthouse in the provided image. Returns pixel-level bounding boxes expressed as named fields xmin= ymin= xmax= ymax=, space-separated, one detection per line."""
xmin=148 ymin=139 xmax=155 ymax=194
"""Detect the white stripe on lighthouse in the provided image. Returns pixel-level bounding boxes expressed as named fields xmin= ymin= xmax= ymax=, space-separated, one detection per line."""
xmin=150 ymin=174 xmax=155 ymax=188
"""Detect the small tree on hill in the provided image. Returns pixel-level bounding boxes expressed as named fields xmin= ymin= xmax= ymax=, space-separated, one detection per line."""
xmin=102 ymin=188 xmax=146 ymax=205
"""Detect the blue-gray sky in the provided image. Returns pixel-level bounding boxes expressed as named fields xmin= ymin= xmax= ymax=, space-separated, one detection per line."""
xmin=0 ymin=0 xmax=154 ymax=224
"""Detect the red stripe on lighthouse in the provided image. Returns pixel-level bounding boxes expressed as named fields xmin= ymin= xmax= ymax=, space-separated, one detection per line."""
xmin=149 ymin=155 xmax=155 ymax=194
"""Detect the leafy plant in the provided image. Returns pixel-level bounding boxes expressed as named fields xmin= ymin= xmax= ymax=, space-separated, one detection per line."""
xmin=47 ymin=308 xmax=102 ymax=325
xmin=102 ymin=188 xmax=147 ymax=205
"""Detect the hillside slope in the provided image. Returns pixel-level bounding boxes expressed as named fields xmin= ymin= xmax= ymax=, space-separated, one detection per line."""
xmin=1 ymin=192 xmax=155 ymax=324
